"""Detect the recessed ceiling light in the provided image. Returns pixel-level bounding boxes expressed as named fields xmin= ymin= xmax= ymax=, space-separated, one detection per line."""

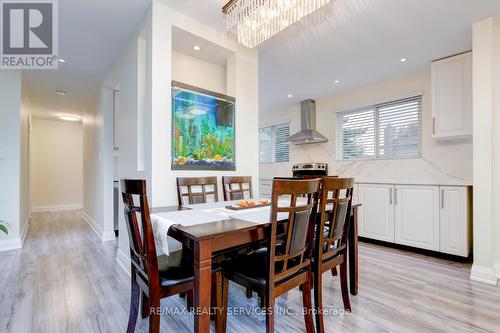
xmin=59 ymin=115 xmax=81 ymax=122
xmin=58 ymin=58 xmax=65 ymax=63
xmin=334 ymin=80 xmax=340 ymax=84
xmin=400 ymin=58 xmax=408 ymax=62
xmin=287 ymin=94 xmax=293 ymax=98
xmin=56 ymin=90 xmax=67 ymax=96
xmin=193 ymin=45 xmax=201 ymax=51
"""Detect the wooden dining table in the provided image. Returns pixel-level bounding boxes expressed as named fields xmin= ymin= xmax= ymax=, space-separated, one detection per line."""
xmin=152 ymin=201 xmax=361 ymax=333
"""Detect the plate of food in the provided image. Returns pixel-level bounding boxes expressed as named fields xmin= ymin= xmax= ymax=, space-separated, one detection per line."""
xmin=225 ymin=199 xmax=271 ymax=210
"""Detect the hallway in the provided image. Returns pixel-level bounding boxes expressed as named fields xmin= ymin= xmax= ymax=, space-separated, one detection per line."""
xmin=2 ymin=212 xmax=500 ymax=333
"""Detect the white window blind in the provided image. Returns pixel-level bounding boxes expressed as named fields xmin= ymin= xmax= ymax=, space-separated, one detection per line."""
xmin=336 ymin=96 xmax=422 ymax=161
xmin=259 ymin=123 xmax=290 ymax=163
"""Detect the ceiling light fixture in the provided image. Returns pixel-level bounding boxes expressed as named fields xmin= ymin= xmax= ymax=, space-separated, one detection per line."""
xmin=334 ymin=80 xmax=340 ymax=84
xmin=223 ymin=0 xmax=331 ymax=48
xmin=193 ymin=45 xmax=201 ymax=51
xmin=56 ymin=90 xmax=67 ymax=96
xmin=288 ymin=94 xmax=293 ymax=98
xmin=400 ymin=58 xmax=408 ymax=62
xmin=59 ymin=115 xmax=81 ymax=122
xmin=58 ymin=58 xmax=66 ymax=63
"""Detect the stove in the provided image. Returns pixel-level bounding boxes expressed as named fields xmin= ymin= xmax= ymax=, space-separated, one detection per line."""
xmin=292 ymin=163 xmax=328 ymax=179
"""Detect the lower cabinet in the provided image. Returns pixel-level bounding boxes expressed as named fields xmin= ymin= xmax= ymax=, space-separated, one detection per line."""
xmin=358 ymin=183 xmax=471 ymax=257
xmin=439 ymin=186 xmax=470 ymax=256
xmin=394 ymin=185 xmax=440 ymax=251
xmin=358 ymin=184 xmax=395 ymax=242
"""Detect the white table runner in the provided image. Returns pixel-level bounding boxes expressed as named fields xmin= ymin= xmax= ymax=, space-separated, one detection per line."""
xmin=151 ymin=198 xmax=324 ymax=256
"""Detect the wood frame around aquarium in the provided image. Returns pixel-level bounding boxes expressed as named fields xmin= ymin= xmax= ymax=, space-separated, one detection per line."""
xmin=171 ymin=81 xmax=236 ymax=171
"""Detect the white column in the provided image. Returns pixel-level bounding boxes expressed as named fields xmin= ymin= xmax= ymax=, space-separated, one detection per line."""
xmin=470 ymin=17 xmax=498 ymax=285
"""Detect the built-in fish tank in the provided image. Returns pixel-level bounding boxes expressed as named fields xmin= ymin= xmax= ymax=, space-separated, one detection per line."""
xmin=171 ymin=81 xmax=236 ymax=170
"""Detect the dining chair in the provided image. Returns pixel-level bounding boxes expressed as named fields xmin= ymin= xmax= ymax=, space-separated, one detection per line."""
xmin=222 ymin=178 xmax=321 ymax=333
xmin=222 ymin=176 xmax=253 ymax=201
xmin=313 ymin=177 xmax=354 ymax=333
xmin=121 ymin=179 xmax=225 ymax=333
xmin=176 ymin=176 xmax=219 ymax=206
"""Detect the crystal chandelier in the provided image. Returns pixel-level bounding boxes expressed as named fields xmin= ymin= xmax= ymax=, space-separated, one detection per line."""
xmin=223 ymin=0 xmax=331 ymax=48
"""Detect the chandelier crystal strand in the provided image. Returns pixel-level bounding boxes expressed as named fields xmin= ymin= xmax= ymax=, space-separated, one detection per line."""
xmin=225 ymin=0 xmax=331 ymax=48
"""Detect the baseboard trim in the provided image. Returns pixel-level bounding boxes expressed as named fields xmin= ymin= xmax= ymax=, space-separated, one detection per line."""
xmin=0 ymin=237 xmax=22 ymax=252
xmin=20 ymin=217 xmax=30 ymax=246
xmin=32 ymin=204 xmax=83 ymax=213
xmin=470 ymin=264 xmax=497 ymax=285
xmin=81 ymin=211 xmax=115 ymax=243
xmin=116 ymin=248 xmax=131 ymax=277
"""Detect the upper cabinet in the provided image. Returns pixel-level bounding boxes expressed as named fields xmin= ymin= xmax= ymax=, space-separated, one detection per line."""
xmin=431 ymin=52 xmax=472 ymax=138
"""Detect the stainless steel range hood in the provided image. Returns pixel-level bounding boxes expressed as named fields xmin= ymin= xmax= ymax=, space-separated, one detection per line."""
xmin=284 ymin=99 xmax=328 ymax=145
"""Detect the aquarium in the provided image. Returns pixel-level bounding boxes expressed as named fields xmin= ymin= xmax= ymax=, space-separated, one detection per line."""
xmin=171 ymin=82 xmax=236 ymax=170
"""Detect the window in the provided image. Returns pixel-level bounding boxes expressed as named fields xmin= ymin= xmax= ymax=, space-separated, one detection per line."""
xmin=259 ymin=123 xmax=290 ymax=163
xmin=336 ymin=96 xmax=422 ymax=160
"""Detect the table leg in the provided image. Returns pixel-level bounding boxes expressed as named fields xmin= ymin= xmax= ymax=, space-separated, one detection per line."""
xmin=194 ymin=239 xmax=212 ymax=333
xmin=348 ymin=207 xmax=359 ymax=295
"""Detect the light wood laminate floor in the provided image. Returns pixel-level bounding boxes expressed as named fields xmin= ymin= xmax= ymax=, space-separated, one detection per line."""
xmin=1 ymin=211 xmax=500 ymax=333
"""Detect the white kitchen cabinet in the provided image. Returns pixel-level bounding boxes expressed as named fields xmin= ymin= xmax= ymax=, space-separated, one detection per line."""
xmin=358 ymin=184 xmax=395 ymax=242
xmin=394 ymin=185 xmax=440 ymax=251
xmin=431 ymin=52 xmax=472 ymax=138
xmin=357 ymin=182 xmax=471 ymax=257
xmin=439 ymin=186 xmax=470 ymax=256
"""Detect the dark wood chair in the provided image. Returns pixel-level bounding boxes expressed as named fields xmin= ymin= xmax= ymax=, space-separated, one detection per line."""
xmin=121 ymin=179 xmax=225 ymax=333
xmin=176 ymin=176 xmax=219 ymax=206
xmin=222 ymin=178 xmax=321 ymax=333
xmin=222 ymin=176 xmax=253 ymax=201
xmin=313 ymin=177 xmax=354 ymax=333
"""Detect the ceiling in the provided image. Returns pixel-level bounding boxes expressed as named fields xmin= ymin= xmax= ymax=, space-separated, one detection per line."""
xmin=172 ymin=27 xmax=233 ymax=66
xmin=164 ymin=0 xmax=500 ymax=113
xmin=25 ymin=0 xmax=500 ymax=119
xmin=24 ymin=0 xmax=151 ymax=119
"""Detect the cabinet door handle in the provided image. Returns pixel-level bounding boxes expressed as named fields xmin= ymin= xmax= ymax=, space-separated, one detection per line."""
xmin=432 ymin=117 xmax=436 ymax=135
xmin=394 ymin=188 xmax=398 ymax=205
xmin=441 ymin=189 xmax=445 ymax=209
xmin=389 ymin=188 xmax=393 ymax=205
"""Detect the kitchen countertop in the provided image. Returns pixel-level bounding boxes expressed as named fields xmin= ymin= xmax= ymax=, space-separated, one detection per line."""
xmin=354 ymin=179 xmax=472 ymax=186
xmin=259 ymin=178 xmax=472 ymax=187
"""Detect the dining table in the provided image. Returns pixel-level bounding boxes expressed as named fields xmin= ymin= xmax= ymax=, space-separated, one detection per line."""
xmin=151 ymin=200 xmax=361 ymax=333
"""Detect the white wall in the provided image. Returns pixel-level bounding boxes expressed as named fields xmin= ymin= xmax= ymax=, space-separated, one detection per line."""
xmin=259 ymin=70 xmax=472 ymax=186
xmin=20 ymin=81 xmax=32 ymax=243
xmin=82 ymin=89 xmax=116 ymax=242
xmin=470 ymin=16 xmax=500 ymax=285
xmin=150 ymin=0 xmax=259 ymax=209
xmin=0 ymin=71 xmax=23 ymax=251
xmin=172 ymin=50 xmax=227 ymax=94
xmin=81 ymin=1 xmax=259 ymax=271
xmin=31 ymin=118 xmax=83 ymax=211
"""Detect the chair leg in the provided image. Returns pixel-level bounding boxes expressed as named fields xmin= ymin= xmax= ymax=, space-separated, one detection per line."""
xmin=313 ymin=269 xmax=324 ymax=333
xmin=265 ymin=296 xmax=275 ymax=333
xmin=331 ymin=267 xmax=338 ymax=276
xmin=302 ymin=272 xmax=315 ymax=333
xmin=141 ymin=292 xmax=150 ymax=319
xmin=149 ymin=297 xmax=160 ymax=333
xmin=186 ymin=290 xmax=194 ymax=310
xmin=246 ymin=287 xmax=253 ymax=299
xmin=339 ymin=261 xmax=351 ymax=311
xmin=127 ymin=273 xmax=141 ymax=333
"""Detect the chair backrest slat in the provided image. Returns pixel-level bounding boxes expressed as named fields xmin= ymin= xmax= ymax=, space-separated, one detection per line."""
xmin=269 ymin=178 xmax=320 ymax=279
xmin=177 ymin=177 xmax=219 ymax=206
xmin=121 ymin=179 xmax=159 ymax=286
xmin=222 ymin=176 xmax=253 ymax=201
xmin=317 ymin=177 xmax=354 ymax=259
